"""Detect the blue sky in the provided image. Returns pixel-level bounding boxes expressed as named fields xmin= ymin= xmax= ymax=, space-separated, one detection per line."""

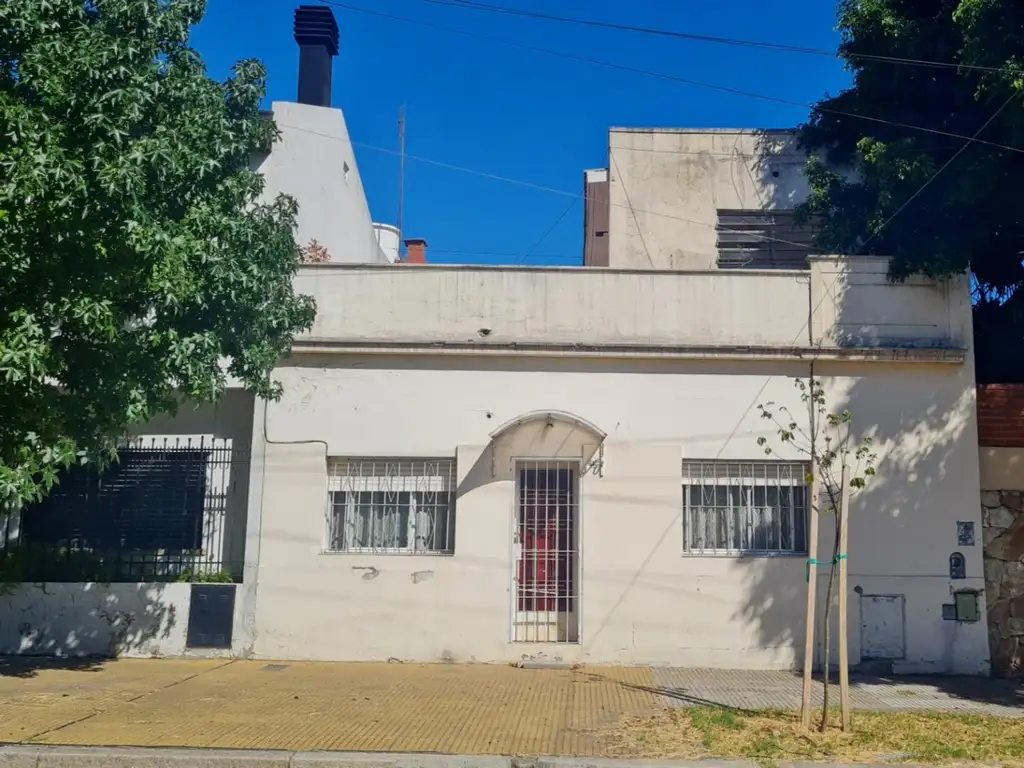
xmin=192 ymin=0 xmax=848 ymax=265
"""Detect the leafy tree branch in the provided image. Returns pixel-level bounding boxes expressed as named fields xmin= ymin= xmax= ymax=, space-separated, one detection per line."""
xmin=793 ymin=0 xmax=1024 ymax=382
xmin=0 ymin=0 xmax=315 ymax=508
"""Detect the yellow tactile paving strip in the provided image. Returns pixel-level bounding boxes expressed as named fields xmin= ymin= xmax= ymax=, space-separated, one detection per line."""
xmin=0 ymin=658 xmax=229 ymax=744
xmin=0 ymin=660 xmax=664 ymax=756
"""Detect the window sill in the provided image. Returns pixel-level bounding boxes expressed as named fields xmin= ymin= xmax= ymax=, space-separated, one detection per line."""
xmin=681 ymin=550 xmax=808 ymax=559
xmin=320 ymin=550 xmax=455 ymax=557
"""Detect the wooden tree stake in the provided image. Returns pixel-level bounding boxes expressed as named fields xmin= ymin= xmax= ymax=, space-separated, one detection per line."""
xmin=800 ymin=465 xmax=821 ymax=729
xmin=837 ymin=462 xmax=852 ymax=731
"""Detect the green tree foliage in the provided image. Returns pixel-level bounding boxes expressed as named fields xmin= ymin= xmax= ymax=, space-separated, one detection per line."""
xmin=796 ymin=0 xmax=1024 ymax=380
xmin=0 ymin=0 xmax=315 ymax=507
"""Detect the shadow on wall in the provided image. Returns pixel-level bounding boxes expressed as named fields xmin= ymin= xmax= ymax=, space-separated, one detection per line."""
xmin=730 ymin=248 xmax=992 ymax=689
xmin=724 ymin=141 xmax=995 ymax=688
xmin=730 ymin=365 xmax=976 ymax=657
xmin=750 ymin=130 xmax=808 ymax=211
xmin=0 ymin=582 xmax=177 ymax=675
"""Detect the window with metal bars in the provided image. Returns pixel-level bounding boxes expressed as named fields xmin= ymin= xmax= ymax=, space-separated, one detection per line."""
xmin=3 ymin=440 xmax=247 ymax=583
xmin=21 ymin=449 xmax=209 ymax=551
xmin=716 ymin=209 xmax=816 ymax=269
xmin=326 ymin=458 xmax=456 ymax=554
xmin=682 ymin=460 xmax=809 ymax=555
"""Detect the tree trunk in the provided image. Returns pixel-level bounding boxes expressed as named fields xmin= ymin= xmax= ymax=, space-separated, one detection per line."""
xmin=819 ymin=518 xmax=842 ymax=731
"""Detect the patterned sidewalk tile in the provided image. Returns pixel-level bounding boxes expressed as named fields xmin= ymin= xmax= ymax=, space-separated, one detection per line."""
xmin=2 ymin=661 xmax=662 ymax=755
xmin=0 ymin=660 xmax=1019 ymax=756
xmin=650 ymin=667 xmax=1023 ymax=716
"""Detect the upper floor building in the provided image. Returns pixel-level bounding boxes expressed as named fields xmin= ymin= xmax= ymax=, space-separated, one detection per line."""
xmin=586 ymin=128 xmax=811 ymax=271
xmin=292 ymin=123 xmax=969 ymax=361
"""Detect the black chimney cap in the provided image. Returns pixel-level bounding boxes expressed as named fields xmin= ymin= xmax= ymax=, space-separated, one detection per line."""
xmin=294 ymin=5 xmax=339 ymax=56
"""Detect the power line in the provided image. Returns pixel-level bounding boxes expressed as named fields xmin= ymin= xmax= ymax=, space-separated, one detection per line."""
xmin=709 ymin=100 xmax=1018 ymax=458
xmin=274 ymin=125 xmax=825 ymax=459
xmin=278 ymin=121 xmax=968 ymax=463
xmin=277 ymin=122 xmax=817 ymax=252
xmin=317 ymin=0 xmax=1024 ymax=155
xmin=857 ymin=91 xmax=1018 ymax=254
xmin=280 ymin=103 xmax=999 ymax=313
xmin=610 ymin=151 xmax=656 ymax=269
xmin=296 ymin=0 xmax=992 ymax=469
xmin=519 ymin=194 xmax=582 ymax=265
xmin=413 ymin=0 xmax=1024 ymax=77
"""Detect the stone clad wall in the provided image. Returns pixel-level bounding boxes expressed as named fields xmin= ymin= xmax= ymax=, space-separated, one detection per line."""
xmin=982 ymin=491 xmax=1024 ymax=677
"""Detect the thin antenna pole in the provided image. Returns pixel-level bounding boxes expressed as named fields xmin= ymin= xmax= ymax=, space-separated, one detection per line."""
xmin=397 ymin=104 xmax=406 ymax=261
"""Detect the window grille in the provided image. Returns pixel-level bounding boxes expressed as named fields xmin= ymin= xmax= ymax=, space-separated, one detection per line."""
xmin=327 ymin=458 xmax=456 ymax=554
xmin=716 ymin=209 xmax=817 ymax=270
xmin=5 ymin=437 xmax=247 ymax=582
xmin=682 ymin=460 xmax=809 ymax=555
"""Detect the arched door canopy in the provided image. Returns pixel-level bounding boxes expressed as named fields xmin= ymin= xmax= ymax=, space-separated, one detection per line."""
xmin=488 ymin=410 xmax=606 ymax=477
xmin=488 ymin=410 xmax=607 ymax=443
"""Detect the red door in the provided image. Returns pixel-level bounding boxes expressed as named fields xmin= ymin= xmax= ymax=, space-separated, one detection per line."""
xmin=516 ymin=467 xmax=575 ymax=613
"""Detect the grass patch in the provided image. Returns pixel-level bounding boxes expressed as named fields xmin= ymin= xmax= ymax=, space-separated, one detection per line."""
xmin=602 ymin=707 xmax=1024 ymax=766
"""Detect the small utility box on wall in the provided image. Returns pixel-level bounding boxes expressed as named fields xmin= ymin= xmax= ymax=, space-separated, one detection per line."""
xmin=951 ymin=589 xmax=982 ymax=623
xmin=186 ymin=584 xmax=236 ymax=649
xmin=860 ymin=594 xmax=906 ymax=660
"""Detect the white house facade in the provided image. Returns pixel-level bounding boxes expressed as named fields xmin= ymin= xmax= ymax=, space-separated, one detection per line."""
xmin=0 ymin=9 xmax=994 ymax=675
xmin=239 ymin=254 xmax=984 ymax=673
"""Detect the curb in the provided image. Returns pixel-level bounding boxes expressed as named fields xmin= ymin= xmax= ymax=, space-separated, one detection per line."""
xmin=0 ymin=747 xmax=765 ymax=768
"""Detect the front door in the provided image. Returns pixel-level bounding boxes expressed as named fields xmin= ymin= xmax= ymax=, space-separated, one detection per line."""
xmin=512 ymin=461 xmax=579 ymax=643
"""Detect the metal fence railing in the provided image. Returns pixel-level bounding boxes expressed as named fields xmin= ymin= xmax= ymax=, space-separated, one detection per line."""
xmin=0 ymin=437 xmax=250 ymax=583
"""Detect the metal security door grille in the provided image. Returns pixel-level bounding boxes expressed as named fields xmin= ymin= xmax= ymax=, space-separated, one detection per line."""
xmin=512 ymin=460 xmax=579 ymax=643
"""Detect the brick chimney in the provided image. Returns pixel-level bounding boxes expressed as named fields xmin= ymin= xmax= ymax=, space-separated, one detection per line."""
xmin=293 ymin=6 xmax=339 ymax=108
xmin=403 ymin=238 xmax=427 ymax=264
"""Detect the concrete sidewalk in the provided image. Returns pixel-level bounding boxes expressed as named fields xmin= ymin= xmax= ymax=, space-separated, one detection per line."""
xmin=0 ymin=659 xmax=1020 ymax=756
xmin=0 ymin=746 xmax=817 ymax=768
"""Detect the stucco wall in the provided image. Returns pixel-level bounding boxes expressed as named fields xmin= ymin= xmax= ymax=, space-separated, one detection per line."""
xmin=250 ymin=354 xmax=987 ymax=672
xmin=295 ymin=263 xmax=811 ymax=349
xmin=607 ymin=129 xmax=808 ymax=271
xmin=135 ymin=391 xmax=255 ymax=445
xmin=810 ymin=258 xmax=969 ymax=350
xmin=980 ymin=447 xmax=1024 ymax=490
xmin=0 ymin=582 xmax=248 ymax=658
xmin=257 ymin=101 xmax=387 ymax=265
xmin=0 ymin=583 xmax=192 ymax=657
xmin=293 ymin=259 xmax=967 ymax=353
